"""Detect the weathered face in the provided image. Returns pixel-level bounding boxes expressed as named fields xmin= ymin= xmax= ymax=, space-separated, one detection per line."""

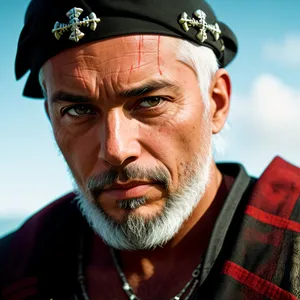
xmin=43 ymin=35 xmax=215 ymax=249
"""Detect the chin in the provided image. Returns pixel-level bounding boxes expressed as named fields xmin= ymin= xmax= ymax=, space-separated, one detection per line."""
xmin=77 ymin=190 xmax=199 ymax=250
xmin=96 ymin=199 xmax=165 ymax=225
xmin=123 ymin=203 xmax=165 ymax=223
xmin=75 ymin=148 xmax=212 ymax=250
xmin=131 ymin=204 xmax=164 ymax=218
xmin=94 ymin=194 xmax=166 ymax=222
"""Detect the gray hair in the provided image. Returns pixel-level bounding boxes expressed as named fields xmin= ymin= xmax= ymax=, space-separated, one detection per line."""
xmin=176 ymin=40 xmax=227 ymax=154
xmin=176 ymin=39 xmax=219 ymax=112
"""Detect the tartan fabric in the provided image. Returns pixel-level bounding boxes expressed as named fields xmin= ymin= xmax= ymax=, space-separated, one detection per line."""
xmin=216 ymin=157 xmax=300 ymax=299
xmin=223 ymin=261 xmax=297 ymax=300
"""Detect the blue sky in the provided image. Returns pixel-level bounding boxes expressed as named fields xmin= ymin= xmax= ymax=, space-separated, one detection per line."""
xmin=1 ymin=0 xmax=300 ymax=236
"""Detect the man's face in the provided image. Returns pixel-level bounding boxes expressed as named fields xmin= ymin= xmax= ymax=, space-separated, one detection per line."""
xmin=43 ymin=35 xmax=214 ymax=249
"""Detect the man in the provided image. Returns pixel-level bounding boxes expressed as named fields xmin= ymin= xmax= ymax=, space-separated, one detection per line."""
xmin=1 ymin=0 xmax=300 ymax=299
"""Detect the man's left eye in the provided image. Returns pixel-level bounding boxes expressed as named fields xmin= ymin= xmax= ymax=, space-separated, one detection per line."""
xmin=138 ymin=97 xmax=163 ymax=108
xmin=64 ymin=105 xmax=95 ymax=116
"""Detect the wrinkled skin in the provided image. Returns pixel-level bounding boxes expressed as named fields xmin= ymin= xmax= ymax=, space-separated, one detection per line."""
xmin=42 ymin=35 xmax=231 ymax=298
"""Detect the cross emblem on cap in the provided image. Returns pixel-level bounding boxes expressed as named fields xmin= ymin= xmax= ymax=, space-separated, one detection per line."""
xmin=179 ymin=9 xmax=221 ymax=43
xmin=52 ymin=7 xmax=101 ymax=42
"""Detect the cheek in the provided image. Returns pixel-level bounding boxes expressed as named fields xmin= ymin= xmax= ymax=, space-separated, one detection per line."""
xmin=53 ymin=122 xmax=101 ymax=182
xmin=160 ymin=107 xmax=206 ymax=154
xmin=139 ymin=110 xmax=207 ymax=185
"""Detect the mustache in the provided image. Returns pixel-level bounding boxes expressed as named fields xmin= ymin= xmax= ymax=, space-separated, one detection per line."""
xmin=86 ymin=165 xmax=170 ymax=198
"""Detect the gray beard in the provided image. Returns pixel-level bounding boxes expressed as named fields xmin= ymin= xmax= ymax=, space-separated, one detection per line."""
xmin=75 ymin=145 xmax=212 ymax=250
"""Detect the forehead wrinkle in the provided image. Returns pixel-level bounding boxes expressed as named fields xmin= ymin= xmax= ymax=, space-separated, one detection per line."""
xmin=95 ymin=55 xmax=182 ymax=96
xmin=52 ymin=35 xmax=177 ymax=65
xmin=95 ymin=61 xmax=155 ymax=78
xmin=93 ymin=69 xmax=173 ymax=101
xmin=80 ymin=38 xmax=164 ymax=66
xmin=90 ymin=50 xmax=157 ymax=69
xmin=54 ymin=36 xmax=175 ymax=76
xmin=53 ymin=64 xmax=96 ymax=98
xmin=81 ymin=42 xmax=153 ymax=62
xmin=73 ymin=57 xmax=156 ymax=86
xmin=48 ymin=35 xmax=180 ymax=99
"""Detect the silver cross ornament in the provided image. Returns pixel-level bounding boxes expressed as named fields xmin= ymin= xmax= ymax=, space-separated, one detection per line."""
xmin=52 ymin=7 xmax=101 ymax=42
xmin=179 ymin=9 xmax=221 ymax=43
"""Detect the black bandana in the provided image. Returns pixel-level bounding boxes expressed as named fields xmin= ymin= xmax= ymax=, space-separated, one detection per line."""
xmin=15 ymin=0 xmax=238 ymax=98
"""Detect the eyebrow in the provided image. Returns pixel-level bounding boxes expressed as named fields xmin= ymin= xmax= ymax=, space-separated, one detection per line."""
xmin=49 ymin=91 xmax=94 ymax=104
xmin=120 ymin=79 xmax=178 ymax=97
xmin=49 ymin=79 xmax=178 ymax=104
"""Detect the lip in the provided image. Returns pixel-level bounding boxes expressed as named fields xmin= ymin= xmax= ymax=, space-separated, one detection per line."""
xmin=102 ymin=182 xmax=155 ymax=199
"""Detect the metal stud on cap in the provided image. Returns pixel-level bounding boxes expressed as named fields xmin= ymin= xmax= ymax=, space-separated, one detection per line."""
xmin=52 ymin=7 xmax=101 ymax=42
xmin=179 ymin=9 xmax=221 ymax=43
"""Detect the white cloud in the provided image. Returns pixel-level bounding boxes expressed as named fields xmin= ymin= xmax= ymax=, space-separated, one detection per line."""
xmin=263 ymin=34 xmax=300 ymax=67
xmin=215 ymin=74 xmax=300 ymax=176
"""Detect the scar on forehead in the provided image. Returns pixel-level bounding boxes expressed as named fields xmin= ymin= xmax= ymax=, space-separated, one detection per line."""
xmin=157 ymin=36 xmax=162 ymax=76
xmin=130 ymin=64 xmax=134 ymax=74
xmin=135 ymin=35 xmax=162 ymax=75
xmin=138 ymin=35 xmax=143 ymax=68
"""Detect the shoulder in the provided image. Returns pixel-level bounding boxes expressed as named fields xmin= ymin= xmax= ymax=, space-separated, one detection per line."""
xmin=0 ymin=192 xmax=80 ymax=285
xmin=254 ymin=156 xmax=300 ymax=200
xmin=245 ymin=156 xmax=300 ymax=228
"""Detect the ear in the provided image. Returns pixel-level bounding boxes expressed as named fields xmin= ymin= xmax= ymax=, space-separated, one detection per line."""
xmin=209 ymin=69 xmax=231 ymax=134
xmin=44 ymin=100 xmax=51 ymax=122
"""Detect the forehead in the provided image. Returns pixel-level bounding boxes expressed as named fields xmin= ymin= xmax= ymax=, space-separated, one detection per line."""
xmin=42 ymin=35 xmax=183 ymax=93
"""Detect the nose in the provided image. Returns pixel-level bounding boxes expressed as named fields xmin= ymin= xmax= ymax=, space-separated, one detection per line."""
xmin=99 ymin=109 xmax=141 ymax=167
